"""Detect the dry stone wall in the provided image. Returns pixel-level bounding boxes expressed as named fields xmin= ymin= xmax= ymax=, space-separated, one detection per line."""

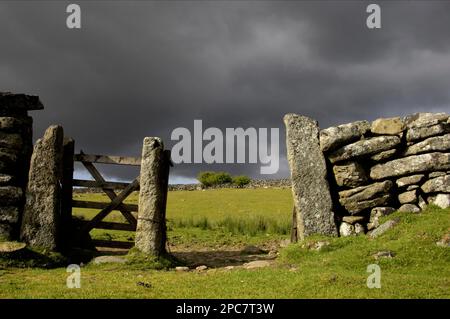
xmin=319 ymin=112 xmax=450 ymax=237
xmin=0 ymin=92 xmax=43 ymax=240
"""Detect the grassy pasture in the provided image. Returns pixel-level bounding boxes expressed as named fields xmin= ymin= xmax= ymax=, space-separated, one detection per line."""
xmin=0 ymin=188 xmax=449 ymax=298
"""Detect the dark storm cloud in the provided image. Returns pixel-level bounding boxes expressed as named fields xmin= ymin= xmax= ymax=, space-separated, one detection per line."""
xmin=1 ymin=1 xmax=449 ymax=182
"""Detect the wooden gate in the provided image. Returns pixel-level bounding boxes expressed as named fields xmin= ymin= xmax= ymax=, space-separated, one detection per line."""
xmin=68 ymin=151 xmax=142 ymax=249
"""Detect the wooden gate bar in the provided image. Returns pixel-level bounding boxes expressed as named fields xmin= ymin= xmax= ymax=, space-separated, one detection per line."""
xmin=72 ymin=200 xmax=138 ymax=212
xmin=80 ymin=177 xmax=140 ymax=234
xmin=80 ymin=159 xmax=138 ymax=226
xmin=74 ymin=153 xmax=141 ymax=166
xmin=73 ymin=179 xmax=139 ymax=190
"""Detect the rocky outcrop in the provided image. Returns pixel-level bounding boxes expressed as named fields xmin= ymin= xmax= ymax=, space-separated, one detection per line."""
xmin=284 ymin=114 xmax=338 ymax=240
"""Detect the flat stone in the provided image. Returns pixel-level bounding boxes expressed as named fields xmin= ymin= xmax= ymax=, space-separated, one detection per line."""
xmin=404 ymin=134 xmax=450 ymax=156
xmin=0 ymin=150 xmax=18 ymax=174
xmin=0 ymin=206 xmax=19 ymax=223
xmin=0 ymin=116 xmax=32 ymax=132
xmin=372 ymin=250 xmax=396 ymax=260
xmin=368 ymin=218 xmax=400 ymax=239
xmin=404 ymin=112 xmax=449 ymax=129
xmin=92 ymin=256 xmax=127 ymax=265
xmin=195 ymin=265 xmax=208 ymax=271
xmin=175 ymin=266 xmax=189 ymax=272
xmin=20 ymin=125 xmax=64 ymax=251
xmin=0 ymin=174 xmax=14 ymax=185
xmin=0 ymin=92 xmax=44 ymax=112
xmin=398 ymin=204 xmax=421 ymax=213
xmin=342 ymin=215 xmax=365 ymax=224
xmin=406 ymin=123 xmax=450 ymax=142
xmin=370 ymin=149 xmax=397 ymax=162
xmin=371 ymin=117 xmax=405 ymax=135
xmin=398 ymin=190 xmax=418 ymax=204
xmin=396 ymin=175 xmax=425 ymax=188
xmin=421 ymin=175 xmax=450 ymax=193
xmin=319 ymin=120 xmax=370 ymax=152
xmin=339 ymin=222 xmax=355 ymax=236
xmin=284 ymin=114 xmax=337 ymax=239
xmin=427 ymin=194 xmax=450 ymax=209
xmin=328 ymin=136 xmax=401 ymax=163
xmin=367 ymin=207 xmax=396 ymax=230
xmin=332 ymin=161 xmax=367 ymax=188
xmin=243 ymin=260 xmax=271 ymax=269
xmin=370 ymin=153 xmax=450 ymax=180
xmin=0 ymin=132 xmax=22 ymax=150
xmin=0 ymin=186 xmax=22 ymax=205
xmin=429 ymin=172 xmax=446 ymax=178
xmin=0 ymin=241 xmax=26 ymax=253
xmin=406 ymin=185 xmax=419 ymax=191
xmin=436 ymin=233 xmax=450 ymax=247
xmin=339 ymin=181 xmax=393 ymax=214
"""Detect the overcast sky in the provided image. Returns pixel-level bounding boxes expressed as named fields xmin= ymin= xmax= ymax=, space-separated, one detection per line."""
xmin=1 ymin=1 xmax=449 ymax=183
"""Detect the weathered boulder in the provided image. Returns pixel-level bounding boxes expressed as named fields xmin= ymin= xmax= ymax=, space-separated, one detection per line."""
xmin=319 ymin=120 xmax=370 ymax=152
xmin=427 ymin=194 xmax=450 ymax=209
xmin=0 ymin=206 xmax=19 ymax=223
xmin=339 ymin=181 xmax=393 ymax=214
xmin=284 ymin=114 xmax=338 ymax=239
xmin=332 ymin=161 xmax=367 ymax=188
xmin=328 ymin=136 xmax=401 ymax=163
xmin=20 ymin=125 xmax=64 ymax=251
xmin=370 ymin=153 xmax=450 ymax=180
xmin=368 ymin=218 xmax=400 ymax=239
xmin=367 ymin=207 xmax=396 ymax=230
xmin=398 ymin=204 xmax=420 ymax=213
xmin=135 ymin=137 xmax=170 ymax=256
xmin=354 ymin=223 xmax=365 ymax=235
xmin=371 ymin=117 xmax=405 ymax=135
xmin=370 ymin=149 xmax=397 ymax=162
xmin=0 ymin=186 xmax=22 ymax=205
xmin=339 ymin=222 xmax=355 ymax=236
xmin=396 ymin=174 xmax=425 ymax=188
xmin=398 ymin=190 xmax=417 ymax=204
xmin=421 ymin=175 xmax=450 ymax=193
xmin=404 ymin=134 xmax=450 ymax=156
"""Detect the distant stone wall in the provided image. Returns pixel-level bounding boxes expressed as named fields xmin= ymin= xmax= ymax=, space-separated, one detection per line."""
xmin=321 ymin=112 xmax=450 ymax=236
xmin=168 ymin=179 xmax=291 ymax=191
xmin=286 ymin=112 xmax=450 ymax=240
xmin=0 ymin=92 xmax=43 ymax=240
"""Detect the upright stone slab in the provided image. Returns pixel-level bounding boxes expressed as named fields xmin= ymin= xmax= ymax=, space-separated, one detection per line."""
xmin=20 ymin=125 xmax=64 ymax=250
xmin=284 ymin=114 xmax=338 ymax=240
xmin=135 ymin=137 xmax=170 ymax=256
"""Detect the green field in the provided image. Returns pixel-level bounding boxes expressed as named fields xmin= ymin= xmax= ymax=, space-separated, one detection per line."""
xmin=74 ymin=188 xmax=293 ymax=249
xmin=0 ymin=188 xmax=449 ymax=298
